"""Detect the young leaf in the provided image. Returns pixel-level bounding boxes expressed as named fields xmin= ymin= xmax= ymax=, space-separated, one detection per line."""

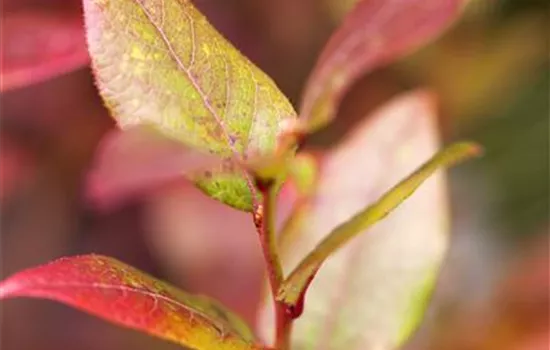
xmin=86 ymin=126 xmax=222 ymax=210
xmin=277 ymin=153 xmax=321 ymax=253
xmin=1 ymin=11 xmax=90 ymax=91
xmin=82 ymin=0 xmax=297 ymax=211
xmin=287 ymin=153 xmax=320 ymax=197
xmin=258 ymin=91 xmax=480 ymax=349
xmin=278 ymin=141 xmax=481 ymax=305
xmin=0 ymin=254 xmax=263 ymax=350
xmin=299 ymin=0 xmax=465 ymax=131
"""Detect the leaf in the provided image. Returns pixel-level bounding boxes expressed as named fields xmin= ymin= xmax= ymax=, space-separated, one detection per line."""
xmin=278 ymin=141 xmax=481 ymax=306
xmin=299 ymin=0 xmax=466 ymax=132
xmin=257 ymin=91 xmax=480 ymax=349
xmin=82 ymin=0 xmax=297 ymax=211
xmin=86 ymin=126 xmax=222 ymax=210
xmin=0 ymin=254 xmax=264 ymax=350
xmin=146 ymin=181 xmax=267 ymax=326
xmin=287 ymin=153 xmax=319 ymax=197
xmin=1 ymin=10 xmax=90 ymax=91
xmin=277 ymin=153 xmax=321 ymax=253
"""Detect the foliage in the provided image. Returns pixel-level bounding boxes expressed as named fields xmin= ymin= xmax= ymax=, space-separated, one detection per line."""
xmin=1 ymin=4 xmax=89 ymax=91
xmin=0 ymin=1 xmax=481 ymax=350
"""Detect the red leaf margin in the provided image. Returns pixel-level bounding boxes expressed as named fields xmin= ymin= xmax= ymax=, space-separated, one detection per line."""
xmin=0 ymin=254 xmax=265 ymax=350
xmin=299 ymin=0 xmax=466 ymax=131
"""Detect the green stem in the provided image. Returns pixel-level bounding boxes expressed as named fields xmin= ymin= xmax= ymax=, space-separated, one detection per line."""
xmin=254 ymin=180 xmax=292 ymax=350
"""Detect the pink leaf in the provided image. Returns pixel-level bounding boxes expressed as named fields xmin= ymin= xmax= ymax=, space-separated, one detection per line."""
xmin=87 ymin=126 xmax=222 ymax=210
xmin=299 ymin=0 xmax=465 ymax=131
xmin=1 ymin=10 xmax=90 ymax=91
xmin=0 ymin=254 xmax=263 ymax=350
xmin=0 ymin=136 xmax=34 ymax=202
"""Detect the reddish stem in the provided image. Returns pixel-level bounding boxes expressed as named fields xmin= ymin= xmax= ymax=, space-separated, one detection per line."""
xmin=275 ymin=304 xmax=292 ymax=349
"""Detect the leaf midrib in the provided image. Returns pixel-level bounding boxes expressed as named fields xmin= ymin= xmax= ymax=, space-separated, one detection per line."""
xmin=20 ymin=280 xmax=235 ymax=339
xmin=135 ymin=0 xmax=258 ymax=205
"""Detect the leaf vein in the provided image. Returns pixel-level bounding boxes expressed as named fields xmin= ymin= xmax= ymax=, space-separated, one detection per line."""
xmin=133 ymin=0 xmax=258 ymax=205
xmin=33 ymin=281 xmax=229 ymax=337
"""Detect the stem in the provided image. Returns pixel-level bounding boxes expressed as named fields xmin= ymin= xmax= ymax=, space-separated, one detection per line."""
xmin=254 ymin=180 xmax=293 ymax=350
xmin=275 ymin=305 xmax=292 ymax=350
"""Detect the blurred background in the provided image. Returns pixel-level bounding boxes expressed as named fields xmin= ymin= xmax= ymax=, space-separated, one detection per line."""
xmin=0 ymin=0 xmax=548 ymax=349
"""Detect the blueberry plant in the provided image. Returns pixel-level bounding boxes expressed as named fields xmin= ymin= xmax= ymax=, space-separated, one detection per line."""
xmin=0 ymin=1 xmax=481 ymax=349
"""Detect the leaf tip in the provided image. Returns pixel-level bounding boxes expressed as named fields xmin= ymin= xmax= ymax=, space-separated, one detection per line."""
xmin=0 ymin=277 xmax=18 ymax=300
xmin=453 ymin=141 xmax=484 ymax=159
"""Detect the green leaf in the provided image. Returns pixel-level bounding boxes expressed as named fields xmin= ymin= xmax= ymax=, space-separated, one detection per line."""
xmin=257 ymin=91 xmax=482 ymax=349
xmin=288 ymin=153 xmax=319 ymax=197
xmin=82 ymin=0 xmax=297 ymax=211
xmin=278 ymin=142 xmax=481 ymax=305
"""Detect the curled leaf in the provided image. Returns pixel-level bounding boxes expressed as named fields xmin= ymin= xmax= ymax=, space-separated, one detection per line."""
xmin=299 ymin=0 xmax=465 ymax=131
xmin=0 ymin=254 xmax=263 ymax=350
xmin=1 ymin=10 xmax=89 ymax=91
xmin=83 ymin=0 xmax=297 ymax=211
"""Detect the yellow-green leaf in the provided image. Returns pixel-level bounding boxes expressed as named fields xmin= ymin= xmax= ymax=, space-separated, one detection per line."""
xmin=278 ymin=142 xmax=481 ymax=305
xmin=288 ymin=153 xmax=319 ymax=197
xmin=82 ymin=0 xmax=297 ymax=211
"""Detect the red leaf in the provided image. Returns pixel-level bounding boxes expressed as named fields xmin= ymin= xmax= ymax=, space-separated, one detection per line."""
xmin=0 ymin=254 xmax=263 ymax=350
xmin=1 ymin=11 xmax=90 ymax=91
xmin=87 ymin=126 xmax=222 ymax=210
xmin=299 ymin=0 xmax=465 ymax=131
